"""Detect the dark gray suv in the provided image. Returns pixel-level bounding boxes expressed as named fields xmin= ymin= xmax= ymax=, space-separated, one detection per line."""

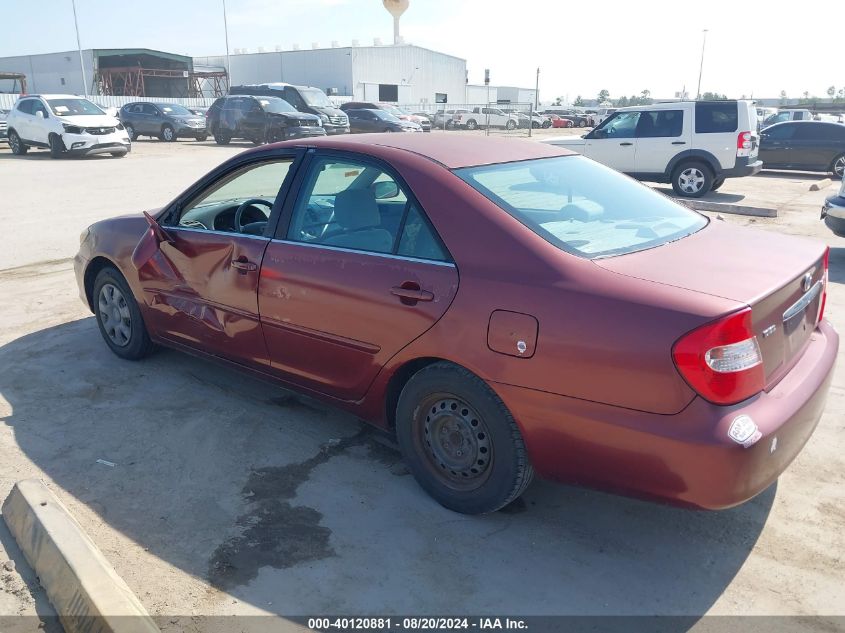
xmin=119 ymin=102 xmax=207 ymax=142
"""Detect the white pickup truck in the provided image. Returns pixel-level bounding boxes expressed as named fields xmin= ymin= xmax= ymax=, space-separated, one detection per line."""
xmin=453 ymin=107 xmax=520 ymax=130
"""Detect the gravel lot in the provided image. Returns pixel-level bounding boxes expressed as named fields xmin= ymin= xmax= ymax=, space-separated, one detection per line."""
xmin=0 ymin=134 xmax=843 ymax=628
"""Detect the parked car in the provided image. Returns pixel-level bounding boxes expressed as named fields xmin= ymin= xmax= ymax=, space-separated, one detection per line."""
xmin=816 ymin=113 xmax=845 ymax=124
xmin=593 ymin=107 xmax=617 ymax=127
xmin=821 ymin=174 xmax=845 ymax=236
xmin=544 ymin=109 xmax=591 ymax=128
xmin=544 ymin=100 xmax=762 ymax=197
xmin=339 ymin=101 xmax=431 ymax=132
xmin=207 ymin=95 xmax=326 ymax=145
xmin=5 ymin=94 xmax=130 ymax=158
xmin=347 ymin=108 xmax=422 ymax=133
xmin=75 ymin=135 xmax=836 ymax=515
xmin=119 ymin=102 xmax=208 ymax=142
xmin=433 ymin=109 xmax=469 ymax=129
xmin=502 ymin=109 xmax=550 ymax=129
xmin=230 ymin=83 xmax=349 ymax=135
xmin=759 ymin=121 xmax=845 ymax=178
xmin=452 ymin=107 xmax=519 ymax=130
xmin=0 ymin=108 xmax=8 ymax=143
xmin=546 ymin=113 xmax=574 ymax=129
xmin=762 ymin=109 xmax=813 ymax=129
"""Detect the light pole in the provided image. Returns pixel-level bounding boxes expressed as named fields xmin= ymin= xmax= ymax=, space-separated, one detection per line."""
xmin=535 ymin=67 xmax=540 ymax=112
xmin=70 ymin=0 xmax=88 ymax=97
xmin=222 ymin=0 xmax=232 ymax=89
xmin=696 ymin=29 xmax=708 ymax=100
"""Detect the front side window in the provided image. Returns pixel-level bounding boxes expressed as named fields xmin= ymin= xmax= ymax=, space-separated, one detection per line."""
xmin=456 ymin=156 xmax=707 ymax=259
xmin=16 ymin=99 xmax=34 ymax=115
xmin=695 ymin=102 xmax=738 ymax=133
xmin=258 ymin=97 xmax=296 ymax=114
xmin=47 ymin=98 xmax=102 ymax=116
xmin=637 ymin=110 xmax=683 ymax=138
xmin=595 ymin=111 xmax=640 ymax=138
xmin=175 ymin=160 xmax=293 ymax=234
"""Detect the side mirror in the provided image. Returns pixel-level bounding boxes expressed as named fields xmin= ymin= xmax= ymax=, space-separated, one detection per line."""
xmin=35 ymin=110 xmax=44 ymax=119
xmin=373 ymin=180 xmax=400 ymax=200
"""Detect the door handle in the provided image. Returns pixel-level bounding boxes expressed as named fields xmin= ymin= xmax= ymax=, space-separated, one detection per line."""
xmin=391 ymin=282 xmax=434 ymax=303
xmin=671 ymin=141 xmax=687 ymax=145
xmin=232 ymin=257 xmax=258 ymax=272
xmin=619 ymin=142 xmax=633 ymax=146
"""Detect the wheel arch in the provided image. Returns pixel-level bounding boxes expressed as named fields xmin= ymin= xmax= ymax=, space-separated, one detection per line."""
xmin=665 ymin=150 xmax=721 ymax=179
xmin=83 ymin=256 xmax=120 ymax=313
xmin=384 ymin=356 xmax=460 ymax=430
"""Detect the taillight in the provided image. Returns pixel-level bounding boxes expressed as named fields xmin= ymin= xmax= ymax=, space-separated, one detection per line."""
xmin=672 ymin=308 xmax=764 ymax=405
xmin=737 ymin=131 xmax=752 ymax=151
xmin=819 ymin=247 xmax=829 ymax=322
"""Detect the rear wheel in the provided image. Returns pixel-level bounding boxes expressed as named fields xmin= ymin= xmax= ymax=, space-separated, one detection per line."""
xmin=505 ymin=120 xmax=516 ymax=131
xmin=195 ymin=134 xmax=208 ymax=142
xmin=396 ymin=362 xmax=534 ymax=515
xmin=160 ymin=124 xmax=175 ymax=142
xmin=578 ymin=119 xmax=587 ymax=128
xmin=92 ymin=266 xmax=155 ymax=360
xmin=671 ymin=161 xmax=713 ymax=198
xmin=465 ymin=119 xmax=478 ymax=130
xmin=711 ymin=177 xmax=726 ymax=191
xmin=49 ymin=134 xmax=65 ymax=158
xmin=110 ymin=151 xmax=127 ymax=158
xmin=9 ymin=130 xmax=28 ymax=155
xmin=214 ymin=130 xmax=231 ymax=145
xmin=831 ymin=153 xmax=845 ymax=179
xmin=125 ymin=124 xmax=137 ymax=141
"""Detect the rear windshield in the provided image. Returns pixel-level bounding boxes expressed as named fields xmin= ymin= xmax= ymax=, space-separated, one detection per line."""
xmin=455 ymin=156 xmax=707 ymax=259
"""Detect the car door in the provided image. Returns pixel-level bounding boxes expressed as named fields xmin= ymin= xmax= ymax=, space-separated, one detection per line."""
xmin=28 ymin=99 xmax=51 ymax=144
xmin=759 ymin=123 xmax=797 ymax=168
xmin=258 ymin=152 xmax=459 ymax=401
xmin=135 ymin=153 xmax=302 ymax=368
xmin=12 ymin=98 xmax=34 ymax=141
xmin=583 ymin=111 xmax=640 ymax=172
xmin=633 ymin=109 xmax=688 ymax=175
xmin=239 ymin=98 xmax=266 ymax=141
xmin=790 ymin=123 xmax=841 ymax=170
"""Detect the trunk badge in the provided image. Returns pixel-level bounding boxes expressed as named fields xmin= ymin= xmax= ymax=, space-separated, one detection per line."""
xmin=762 ymin=324 xmax=777 ymax=338
xmin=802 ymin=272 xmax=813 ymax=292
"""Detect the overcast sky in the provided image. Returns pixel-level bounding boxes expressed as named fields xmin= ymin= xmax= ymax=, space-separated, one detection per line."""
xmin=2 ymin=0 xmax=841 ymax=101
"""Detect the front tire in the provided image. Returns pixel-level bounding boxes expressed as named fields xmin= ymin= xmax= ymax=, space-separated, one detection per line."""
xmin=160 ymin=124 xmax=175 ymax=142
xmin=9 ymin=130 xmax=28 ymax=155
xmin=711 ymin=177 xmax=726 ymax=191
xmin=465 ymin=119 xmax=478 ymax=130
xmin=671 ymin=161 xmax=713 ymax=198
xmin=396 ymin=362 xmax=534 ymax=515
xmin=195 ymin=134 xmax=208 ymax=142
xmin=92 ymin=266 xmax=155 ymax=361
xmin=125 ymin=124 xmax=137 ymax=141
xmin=831 ymin=153 xmax=845 ymax=179
xmin=578 ymin=119 xmax=587 ymax=128
xmin=214 ymin=130 xmax=231 ymax=145
xmin=49 ymin=134 xmax=66 ymax=158
xmin=505 ymin=120 xmax=516 ymax=131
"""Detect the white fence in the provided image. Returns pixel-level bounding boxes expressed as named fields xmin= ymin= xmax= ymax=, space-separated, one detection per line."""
xmin=0 ymin=93 xmax=219 ymax=110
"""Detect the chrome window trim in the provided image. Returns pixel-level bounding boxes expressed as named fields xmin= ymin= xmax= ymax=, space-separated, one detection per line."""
xmin=168 ymin=225 xmax=271 ymax=242
xmin=270 ymin=238 xmax=456 ymax=268
xmin=782 ymin=280 xmax=823 ymax=323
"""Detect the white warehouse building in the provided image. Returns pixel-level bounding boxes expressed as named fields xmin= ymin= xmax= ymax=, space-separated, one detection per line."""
xmin=194 ymin=44 xmax=468 ymax=106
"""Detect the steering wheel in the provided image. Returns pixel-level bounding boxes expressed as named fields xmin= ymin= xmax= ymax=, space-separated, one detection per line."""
xmin=234 ymin=198 xmax=273 ymax=233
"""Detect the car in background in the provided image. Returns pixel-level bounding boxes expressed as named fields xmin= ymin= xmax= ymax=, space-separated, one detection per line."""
xmin=347 ymin=108 xmax=422 ymax=133
xmin=5 ymin=94 xmax=130 ymax=158
xmin=817 ymin=113 xmax=844 ymax=124
xmin=74 ymin=134 xmax=837 ymax=515
xmin=452 ymin=107 xmax=519 ymax=130
xmin=119 ymin=102 xmax=208 ymax=142
xmin=593 ymin=107 xmax=617 ymax=127
xmin=821 ymin=174 xmax=845 ymax=237
xmin=502 ymin=109 xmax=551 ymax=129
xmin=544 ymin=109 xmax=591 ymax=128
xmin=230 ymin=83 xmax=349 ymax=135
xmin=543 ymin=100 xmax=761 ymax=197
xmin=339 ymin=102 xmax=431 ymax=132
xmin=0 ymin=108 xmax=8 ymax=143
xmin=762 ymin=109 xmax=813 ymax=129
xmin=206 ymin=95 xmax=325 ymax=145
xmin=188 ymin=106 xmax=208 ymax=117
xmin=546 ymin=113 xmax=574 ymax=129
xmin=433 ymin=109 xmax=469 ymax=129
xmin=759 ymin=121 xmax=845 ymax=178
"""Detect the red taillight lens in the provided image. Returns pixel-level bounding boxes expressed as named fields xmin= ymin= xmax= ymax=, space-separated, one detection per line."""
xmin=819 ymin=247 xmax=829 ymax=322
xmin=672 ymin=308 xmax=764 ymax=405
xmin=737 ymin=131 xmax=752 ymax=151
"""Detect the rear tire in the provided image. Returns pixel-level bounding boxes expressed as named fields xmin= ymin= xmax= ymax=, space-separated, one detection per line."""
xmin=92 ymin=266 xmax=155 ymax=361
xmin=711 ymin=177 xmax=726 ymax=191
xmin=396 ymin=362 xmax=534 ymax=515
xmin=195 ymin=134 xmax=208 ymax=142
xmin=8 ymin=130 xmax=27 ymax=155
xmin=465 ymin=119 xmax=478 ymax=130
xmin=49 ymin=134 xmax=65 ymax=159
xmin=671 ymin=161 xmax=713 ymax=198
xmin=110 ymin=152 xmax=127 ymax=158
xmin=214 ymin=130 xmax=231 ymax=145
xmin=831 ymin=153 xmax=845 ymax=179
xmin=505 ymin=120 xmax=516 ymax=131
xmin=125 ymin=124 xmax=137 ymax=141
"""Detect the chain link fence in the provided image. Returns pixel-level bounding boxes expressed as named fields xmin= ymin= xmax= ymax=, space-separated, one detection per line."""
xmin=400 ymin=102 xmax=542 ymax=136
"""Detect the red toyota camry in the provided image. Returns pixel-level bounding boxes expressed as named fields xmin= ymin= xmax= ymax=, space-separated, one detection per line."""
xmin=75 ymin=134 xmax=838 ymax=514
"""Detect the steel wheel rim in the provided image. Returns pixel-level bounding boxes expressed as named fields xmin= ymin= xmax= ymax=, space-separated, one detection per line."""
xmin=417 ymin=394 xmax=493 ymax=490
xmin=835 ymin=156 xmax=845 ymax=178
xmin=98 ymin=283 xmax=132 ymax=347
xmin=679 ymin=167 xmax=705 ymax=193
xmin=10 ymin=133 xmax=19 ymax=153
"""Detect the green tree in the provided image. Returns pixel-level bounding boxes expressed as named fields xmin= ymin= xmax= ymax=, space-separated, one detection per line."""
xmin=827 ymin=86 xmax=836 ymax=100
xmin=640 ymin=89 xmax=652 ymax=105
xmin=779 ymin=90 xmax=788 ymax=105
xmin=574 ymin=95 xmax=584 ymax=107
xmin=597 ymin=89 xmax=610 ymax=103
xmin=616 ymin=96 xmax=629 ymax=107
xmin=701 ymin=91 xmax=728 ymax=101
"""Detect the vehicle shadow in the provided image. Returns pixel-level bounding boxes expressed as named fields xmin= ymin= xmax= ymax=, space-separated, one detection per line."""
xmin=756 ymin=170 xmax=831 ymax=181
xmin=650 ymin=185 xmax=747 ymax=204
xmin=0 ymin=319 xmax=774 ymax=624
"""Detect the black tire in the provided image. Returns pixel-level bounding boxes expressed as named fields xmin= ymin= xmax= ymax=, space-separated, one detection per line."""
xmin=49 ymin=134 xmax=65 ymax=158
xmin=671 ymin=160 xmax=713 ymax=198
xmin=531 ymin=121 xmax=540 ymax=129
xmin=214 ymin=130 xmax=231 ymax=145
xmin=711 ymin=177 xmax=726 ymax=191
xmin=195 ymin=134 xmax=208 ymax=142
xmin=9 ymin=130 xmax=28 ymax=155
xmin=578 ymin=119 xmax=587 ymax=128
xmin=125 ymin=124 xmax=137 ymax=141
xmin=92 ymin=266 xmax=155 ymax=361
xmin=831 ymin=153 xmax=845 ymax=179
xmin=542 ymin=120 xmax=551 ymax=129
xmin=110 ymin=152 xmax=127 ymax=158
xmin=505 ymin=120 xmax=516 ymax=131
xmin=396 ymin=362 xmax=534 ymax=514
xmin=160 ymin=124 xmax=176 ymax=142
xmin=465 ymin=119 xmax=478 ymax=130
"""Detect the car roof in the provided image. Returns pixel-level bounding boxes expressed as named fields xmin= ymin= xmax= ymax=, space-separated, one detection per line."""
xmin=271 ymin=134 xmax=574 ymax=169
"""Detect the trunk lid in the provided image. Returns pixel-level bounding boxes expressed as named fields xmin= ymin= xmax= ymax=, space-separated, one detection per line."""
xmin=595 ymin=220 xmax=827 ymax=388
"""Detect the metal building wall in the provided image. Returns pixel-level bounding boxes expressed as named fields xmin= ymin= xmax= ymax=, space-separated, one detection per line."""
xmin=0 ymin=50 xmax=95 ymax=95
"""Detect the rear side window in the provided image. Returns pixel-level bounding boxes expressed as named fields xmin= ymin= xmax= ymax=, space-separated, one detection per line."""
xmin=695 ymin=102 xmax=738 ymax=133
xmin=398 ymin=205 xmax=449 ymax=262
xmin=456 ymin=156 xmax=707 ymax=259
xmin=637 ymin=110 xmax=683 ymax=138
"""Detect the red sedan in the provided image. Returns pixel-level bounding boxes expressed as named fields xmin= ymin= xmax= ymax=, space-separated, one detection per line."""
xmin=75 ymin=135 xmax=837 ymax=514
xmin=547 ymin=113 xmax=574 ymax=128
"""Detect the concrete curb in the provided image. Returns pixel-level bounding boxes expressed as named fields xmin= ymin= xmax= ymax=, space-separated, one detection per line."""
xmin=810 ymin=179 xmax=832 ymax=191
xmin=672 ymin=198 xmax=778 ymax=218
xmin=2 ymin=479 xmax=159 ymax=633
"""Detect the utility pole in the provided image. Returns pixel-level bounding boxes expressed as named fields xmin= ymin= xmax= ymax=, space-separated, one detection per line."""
xmin=535 ymin=67 xmax=540 ymax=111
xmin=222 ymin=0 xmax=232 ymax=89
xmin=70 ymin=0 xmax=88 ymax=97
xmin=696 ymin=29 xmax=708 ymax=100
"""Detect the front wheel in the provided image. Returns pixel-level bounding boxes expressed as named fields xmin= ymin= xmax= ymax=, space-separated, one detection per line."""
xmin=396 ymin=362 xmax=535 ymax=515
xmin=49 ymin=134 xmax=66 ymax=159
xmin=711 ymin=177 xmax=726 ymax=191
xmin=831 ymin=153 xmax=845 ymax=179
xmin=195 ymin=134 xmax=208 ymax=142
xmin=160 ymin=124 xmax=175 ymax=142
xmin=672 ymin=161 xmax=713 ymax=198
xmin=505 ymin=120 xmax=516 ymax=131
xmin=214 ymin=130 xmax=231 ymax=145
xmin=125 ymin=124 xmax=137 ymax=141
xmin=465 ymin=119 xmax=478 ymax=130
xmin=9 ymin=130 xmax=28 ymax=155
xmin=578 ymin=119 xmax=587 ymax=128
xmin=93 ymin=267 xmax=155 ymax=360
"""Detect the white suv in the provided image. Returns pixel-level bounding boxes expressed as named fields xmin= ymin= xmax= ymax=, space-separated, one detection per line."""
xmin=543 ymin=100 xmax=761 ymax=197
xmin=6 ymin=94 xmax=131 ymax=158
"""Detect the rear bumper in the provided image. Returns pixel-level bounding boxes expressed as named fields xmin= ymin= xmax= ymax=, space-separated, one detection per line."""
xmin=493 ymin=320 xmax=838 ymax=509
xmin=822 ymin=196 xmax=845 ymax=236
xmin=721 ymin=157 xmax=763 ymax=179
